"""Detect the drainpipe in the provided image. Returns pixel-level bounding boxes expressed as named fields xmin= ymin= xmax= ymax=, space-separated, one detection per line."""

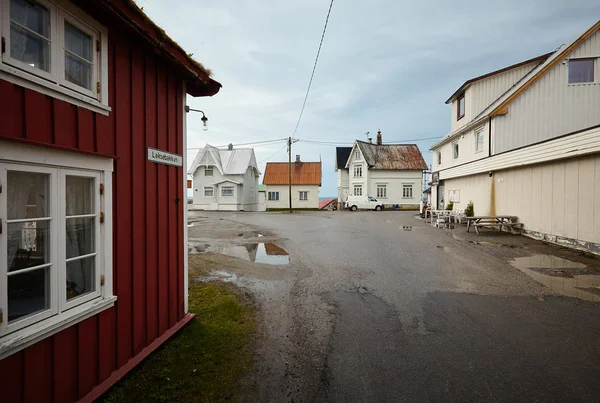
xmin=488 ymin=116 xmax=492 ymax=157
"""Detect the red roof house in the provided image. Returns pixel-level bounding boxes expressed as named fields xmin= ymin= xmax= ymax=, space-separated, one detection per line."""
xmin=0 ymin=1 xmax=220 ymax=401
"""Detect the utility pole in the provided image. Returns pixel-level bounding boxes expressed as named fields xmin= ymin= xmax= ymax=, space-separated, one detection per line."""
xmin=288 ymin=136 xmax=293 ymax=213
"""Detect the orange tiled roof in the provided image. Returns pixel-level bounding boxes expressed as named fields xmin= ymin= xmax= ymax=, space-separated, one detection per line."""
xmin=262 ymin=162 xmax=322 ymax=186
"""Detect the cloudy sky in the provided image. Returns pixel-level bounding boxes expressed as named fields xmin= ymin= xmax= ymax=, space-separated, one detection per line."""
xmin=137 ymin=0 xmax=599 ymax=197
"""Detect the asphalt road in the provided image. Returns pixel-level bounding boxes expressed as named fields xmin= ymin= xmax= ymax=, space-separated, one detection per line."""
xmin=189 ymin=210 xmax=600 ymax=403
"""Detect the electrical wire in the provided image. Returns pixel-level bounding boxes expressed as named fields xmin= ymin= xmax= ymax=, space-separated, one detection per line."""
xmin=258 ymin=143 xmax=289 ymax=163
xmin=187 ymin=138 xmax=287 ymax=151
xmin=298 ymin=136 xmax=443 ymax=146
xmin=291 ymin=0 xmax=335 ymax=139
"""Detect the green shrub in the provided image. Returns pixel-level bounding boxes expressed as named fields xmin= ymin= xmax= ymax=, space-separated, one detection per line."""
xmin=445 ymin=201 xmax=454 ymax=210
xmin=465 ymin=201 xmax=474 ymax=217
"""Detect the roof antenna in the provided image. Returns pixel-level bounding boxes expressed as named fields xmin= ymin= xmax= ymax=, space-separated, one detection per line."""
xmin=365 ymin=131 xmax=372 ymax=143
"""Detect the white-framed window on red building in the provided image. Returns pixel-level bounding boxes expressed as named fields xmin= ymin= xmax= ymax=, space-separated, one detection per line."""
xmin=0 ymin=0 xmax=109 ymax=113
xmin=0 ymin=142 xmax=115 ymax=356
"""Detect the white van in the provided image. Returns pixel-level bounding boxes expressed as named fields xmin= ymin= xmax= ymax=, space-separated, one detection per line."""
xmin=344 ymin=195 xmax=384 ymax=211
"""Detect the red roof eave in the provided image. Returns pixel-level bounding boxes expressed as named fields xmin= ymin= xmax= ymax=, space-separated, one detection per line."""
xmin=102 ymin=0 xmax=222 ymax=97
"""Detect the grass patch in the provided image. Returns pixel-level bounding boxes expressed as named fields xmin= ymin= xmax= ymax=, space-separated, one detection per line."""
xmin=101 ymin=281 xmax=256 ymax=403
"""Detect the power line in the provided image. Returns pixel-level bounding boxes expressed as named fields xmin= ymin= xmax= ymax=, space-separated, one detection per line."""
xmin=298 ymin=136 xmax=443 ymax=146
xmin=258 ymin=143 xmax=288 ymax=163
xmin=187 ymin=138 xmax=287 ymax=151
xmin=291 ymin=0 xmax=335 ymax=139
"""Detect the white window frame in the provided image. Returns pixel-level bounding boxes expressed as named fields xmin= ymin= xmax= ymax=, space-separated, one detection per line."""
xmin=437 ymin=151 xmax=442 ymax=165
xmin=204 ymin=168 xmax=213 ymax=176
xmin=268 ymin=191 xmax=279 ymax=201
xmin=475 ymin=129 xmax=484 ymax=153
xmin=0 ymin=140 xmax=115 ymax=359
xmin=402 ymin=184 xmax=413 ymax=199
xmin=299 ymin=191 xmax=308 ymax=201
xmin=221 ymin=186 xmax=234 ymax=197
xmin=203 ymin=186 xmax=214 ymax=197
xmin=0 ymin=0 xmax=110 ymax=115
xmin=452 ymin=142 xmax=459 ymax=159
xmin=355 ymin=149 xmax=361 ymax=160
xmin=353 ymin=164 xmax=362 ymax=178
xmin=568 ymin=58 xmax=596 ymax=84
xmin=376 ymin=184 xmax=387 ymax=199
xmin=353 ymin=185 xmax=362 ymax=196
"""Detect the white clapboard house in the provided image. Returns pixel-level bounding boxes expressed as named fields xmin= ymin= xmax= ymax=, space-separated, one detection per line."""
xmin=188 ymin=144 xmax=260 ymax=211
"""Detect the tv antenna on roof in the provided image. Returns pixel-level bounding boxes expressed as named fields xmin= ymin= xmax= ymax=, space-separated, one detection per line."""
xmin=365 ymin=131 xmax=372 ymax=143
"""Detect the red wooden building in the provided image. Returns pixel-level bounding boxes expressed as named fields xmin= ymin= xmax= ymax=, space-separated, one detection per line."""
xmin=0 ymin=0 xmax=221 ymax=401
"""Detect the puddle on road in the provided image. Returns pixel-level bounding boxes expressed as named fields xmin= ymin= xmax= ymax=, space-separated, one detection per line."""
xmin=221 ymin=243 xmax=289 ymax=265
xmin=510 ymin=254 xmax=600 ymax=302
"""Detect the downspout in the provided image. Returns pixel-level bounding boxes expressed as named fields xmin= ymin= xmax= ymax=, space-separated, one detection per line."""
xmin=488 ymin=116 xmax=492 ymax=157
xmin=488 ymin=115 xmax=495 ymax=215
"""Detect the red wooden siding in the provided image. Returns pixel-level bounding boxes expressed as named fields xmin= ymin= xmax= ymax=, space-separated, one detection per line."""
xmin=0 ymin=32 xmax=186 ymax=403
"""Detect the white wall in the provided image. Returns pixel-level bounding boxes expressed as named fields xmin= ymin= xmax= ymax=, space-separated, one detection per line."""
xmin=241 ymin=166 xmax=259 ymax=211
xmin=191 ymin=165 xmax=249 ymax=211
xmin=495 ymin=30 xmax=600 ymax=153
xmin=433 ymin=120 xmax=490 ymax=173
xmin=265 ymin=184 xmax=320 ymax=209
xmin=368 ymin=170 xmax=422 ymax=206
xmin=258 ymin=191 xmax=267 ymax=212
xmin=437 ymin=173 xmax=493 ymax=213
xmin=337 ymin=169 xmax=349 ymax=203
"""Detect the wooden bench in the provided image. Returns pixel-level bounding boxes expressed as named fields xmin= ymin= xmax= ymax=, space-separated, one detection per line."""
xmin=472 ymin=222 xmax=523 ymax=235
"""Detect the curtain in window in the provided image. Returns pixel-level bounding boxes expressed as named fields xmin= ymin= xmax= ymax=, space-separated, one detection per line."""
xmin=65 ymin=177 xmax=93 ymax=296
xmin=7 ymin=172 xmax=31 ymax=270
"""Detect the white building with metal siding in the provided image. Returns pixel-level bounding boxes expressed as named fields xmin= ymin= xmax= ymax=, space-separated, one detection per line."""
xmin=430 ymin=20 xmax=600 ymax=253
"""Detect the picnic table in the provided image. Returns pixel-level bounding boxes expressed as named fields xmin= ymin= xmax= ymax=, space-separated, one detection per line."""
xmin=465 ymin=215 xmax=520 ymax=235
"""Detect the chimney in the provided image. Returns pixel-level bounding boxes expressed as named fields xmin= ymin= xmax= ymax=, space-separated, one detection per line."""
xmin=376 ymin=129 xmax=382 ymax=145
xmin=295 ymin=155 xmax=301 ymax=167
xmin=228 ymin=143 xmax=233 ymax=151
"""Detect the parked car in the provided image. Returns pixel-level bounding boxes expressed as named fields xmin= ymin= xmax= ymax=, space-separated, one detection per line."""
xmin=344 ymin=195 xmax=384 ymax=211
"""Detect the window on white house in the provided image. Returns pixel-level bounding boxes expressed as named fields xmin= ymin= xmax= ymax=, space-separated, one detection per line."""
xmin=221 ymin=186 xmax=234 ymax=197
xmin=353 ymin=165 xmax=362 ymax=178
xmin=376 ymin=185 xmax=387 ymax=198
xmin=268 ymin=191 xmax=279 ymax=201
xmin=355 ymin=149 xmax=361 ymax=160
xmin=0 ymin=0 xmax=108 ymax=108
xmin=204 ymin=168 xmax=213 ymax=176
xmin=453 ymin=142 xmax=459 ymax=159
xmin=1 ymin=157 xmax=112 ymax=340
xmin=203 ymin=187 xmax=214 ymax=197
xmin=353 ymin=185 xmax=362 ymax=196
xmin=403 ymin=184 xmax=413 ymax=198
xmin=568 ymin=59 xmax=595 ymax=84
xmin=475 ymin=130 xmax=484 ymax=152
xmin=437 ymin=151 xmax=442 ymax=165
xmin=299 ymin=191 xmax=308 ymax=201
xmin=457 ymin=94 xmax=465 ymax=120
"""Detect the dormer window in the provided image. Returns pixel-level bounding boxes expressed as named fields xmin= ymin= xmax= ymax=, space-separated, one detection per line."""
xmin=204 ymin=168 xmax=213 ymax=176
xmin=457 ymin=94 xmax=465 ymax=120
xmin=355 ymin=149 xmax=361 ymax=160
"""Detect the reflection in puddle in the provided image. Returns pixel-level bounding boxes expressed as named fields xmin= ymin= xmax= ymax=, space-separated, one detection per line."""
xmin=510 ymin=255 xmax=600 ymax=302
xmin=221 ymin=243 xmax=289 ymax=265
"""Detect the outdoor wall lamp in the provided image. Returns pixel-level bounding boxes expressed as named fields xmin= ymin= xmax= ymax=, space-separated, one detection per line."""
xmin=185 ymin=105 xmax=209 ymax=131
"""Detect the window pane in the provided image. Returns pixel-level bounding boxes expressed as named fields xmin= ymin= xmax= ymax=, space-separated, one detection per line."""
xmin=10 ymin=23 xmax=51 ymax=71
xmin=64 ymin=22 xmax=92 ymax=61
xmin=8 ymin=266 xmax=50 ymax=323
xmin=65 ymin=54 xmax=92 ymax=90
xmin=10 ymin=0 xmax=50 ymax=37
xmin=66 ymin=176 xmax=94 ymax=216
xmin=568 ymin=59 xmax=594 ymax=83
xmin=7 ymin=221 xmax=50 ymax=272
xmin=7 ymin=171 xmax=50 ymax=220
xmin=66 ymin=256 xmax=95 ymax=300
xmin=458 ymin=97 xmax=465 ymax=117
xmin=66 ymin=217 xmax=95 ymax=259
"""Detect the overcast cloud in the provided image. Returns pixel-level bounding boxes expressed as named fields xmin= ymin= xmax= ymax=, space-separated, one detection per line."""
xmin=136 ymin=0 xmax=599 ymax=196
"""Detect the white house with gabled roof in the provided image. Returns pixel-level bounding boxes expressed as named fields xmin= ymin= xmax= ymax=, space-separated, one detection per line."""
xmin=188 ymin=144 xmax=260 ymax=211
xmin=430 ymin=20 xmax=600 ymax=254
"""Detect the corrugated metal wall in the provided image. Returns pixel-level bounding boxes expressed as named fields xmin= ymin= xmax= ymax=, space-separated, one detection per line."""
xmin=0 ymin=33 xmax=185 ymax=403
xmin=469 ymin=61 xmax=539 ymax=121
xmin=494 ymin=30 xmax=600 ymax=153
